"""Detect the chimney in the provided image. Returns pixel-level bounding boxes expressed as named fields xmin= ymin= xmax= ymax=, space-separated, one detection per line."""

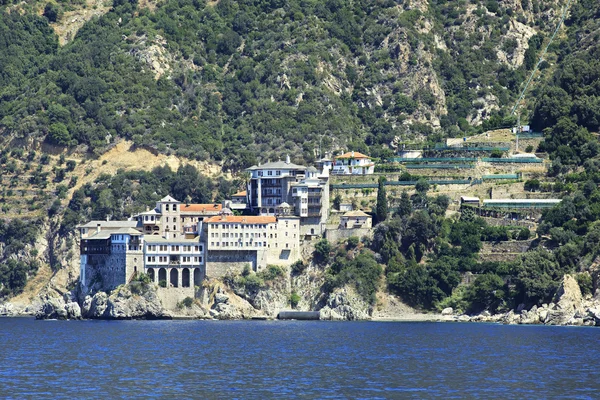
xmin=96 ymin=223 xmax=101 ymax=234
xmin=165 ymin=230 xmax=169 ymax=240
xmin=351 ymin=151 xmax=354 ymax=157
xmin=286 ymin=154 xmax=290 ymax=164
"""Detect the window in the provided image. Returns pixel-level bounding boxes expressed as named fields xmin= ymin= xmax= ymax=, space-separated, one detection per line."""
xmin=173 ymin=218 xmax=177 ymax=222
xmin=268 ymin=171 xmax=272 ymax=176
xmin=194 ymin=246 xmax=199 ymax=251
xmin=276 ymin=170 xmax=280 ymax=176
xmin=173 ymin=225 xmax=176 ymax=230
xmin=166 ymin=217 xmax=169 ymax=222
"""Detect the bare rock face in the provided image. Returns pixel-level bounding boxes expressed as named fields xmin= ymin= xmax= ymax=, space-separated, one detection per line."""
xmin=545 ymin=275 xmax=583 ymax=326
xmin=35 ymin=296 xmax=67 ymax=320
xmin=319 ymin=286 xmax=371 ymax=321
xmin=82 ymin=284 xmax=169 ymax=319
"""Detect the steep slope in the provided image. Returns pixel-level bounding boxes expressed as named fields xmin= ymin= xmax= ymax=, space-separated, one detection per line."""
xmin=0 ymin=0 xmax=567 ymax=169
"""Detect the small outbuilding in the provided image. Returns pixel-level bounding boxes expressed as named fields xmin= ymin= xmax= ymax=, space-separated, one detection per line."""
xmin=340 ymin=210 xmax=372 ymax=230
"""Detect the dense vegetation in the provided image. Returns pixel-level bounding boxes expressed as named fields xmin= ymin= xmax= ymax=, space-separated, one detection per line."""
xmin=0 ymin=219 xmax=41 ymax=297
xmin=59 ymin=164 xmax=237 ymax=235
xmin=0 ymin=0 xmax=567 ymax=169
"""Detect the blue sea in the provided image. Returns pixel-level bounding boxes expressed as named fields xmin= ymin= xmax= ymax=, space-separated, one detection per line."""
xmin=0 ymin=318 xmax=598 ymax=399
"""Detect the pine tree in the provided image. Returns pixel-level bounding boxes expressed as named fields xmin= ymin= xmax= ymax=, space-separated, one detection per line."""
xmin=376 ymin=177 xmax=388 ymax=222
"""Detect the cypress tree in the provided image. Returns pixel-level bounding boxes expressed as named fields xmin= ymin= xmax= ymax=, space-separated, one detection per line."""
xmin=397 ymin=190 xmax=412 ymax=218
xmin=376 ymin=176 xmax=388 ymax=222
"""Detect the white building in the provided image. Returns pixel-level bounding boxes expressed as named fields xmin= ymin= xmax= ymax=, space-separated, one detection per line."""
xmin=332 ymin=151 xmax=375 ymax=175
xmin=204 ymin=213 xmax=300 ymax=276
xmin=144 ymin=236 xmax=204 ymax=288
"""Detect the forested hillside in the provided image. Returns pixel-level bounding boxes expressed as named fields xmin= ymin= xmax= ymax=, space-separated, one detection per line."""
xmin=1 ymin=0 xmax=574 ymax=169
xmin=2 ymin=0 xmax=600 ymax=313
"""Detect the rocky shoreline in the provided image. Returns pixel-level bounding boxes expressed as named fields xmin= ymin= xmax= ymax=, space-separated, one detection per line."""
xmin=3 ymin=274 xmax=600 ymax=327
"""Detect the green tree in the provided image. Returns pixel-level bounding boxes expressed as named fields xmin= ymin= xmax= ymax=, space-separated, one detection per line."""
xmin=314 ymin=239 xmax=332 ymax=265
xmin=47 ymin=123 xmax=71 ymax=146
xmin=376 ymin=177 xmax=388 ymax=223
xmin=397 ymin=190 xmax=412 ymax=218
xmin=43 ymin=3 xmax=60 ymax=22
xmin=466 ymin=273 xmax=505 ymax=313
xmin=333 ymin=194 xmax=342 ymax=210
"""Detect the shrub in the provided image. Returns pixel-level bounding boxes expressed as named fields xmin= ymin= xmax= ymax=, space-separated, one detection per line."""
xmin=314 ymin=239 xmax=332 ymax=265
xmin=525 ymin=145 xmax=534 ymax=153
xmin=159 ymin=280 xmax=167 ymax=288
xmin=258 ymin=265 xmax=285 ymax=281
xmin=182 ymin=297 xmax=194 ymax=308
xmin=576 ymin=273 xmax=593 ymax=297
xmin=346 ymin=236 xmax=360 ymax=249
xmin=490 ymin=148 xmax=504 ymax=158
xmin=134 ymin=272 xmax=151 ymax=284
xmin=289 ymin=291 xmax=301 ymax=308
xmin=516 ymin=228 xmax=531 ymax=241
xmin=291 ymin=260 xmax=306 ymax=275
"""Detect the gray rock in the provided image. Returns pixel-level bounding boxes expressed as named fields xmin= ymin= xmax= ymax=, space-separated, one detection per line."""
xmin=538 ymin=309 xmax=548 ymax=323
xmin=441 ymin=307 xmax=453 ymax=316
xmin=480 ymin=310 xmax=491 ymax=317
xmin=319 ymin=287 xmax=370 ymax=321
xmin=88 ymin=292 xmax=109 ymax=318
xmin=214 ymin=293 xmax=229 ymax=304
xmin=65 ymin=302 xmax=81 ymax=320
xmin=546 ymin=275 xmax=583 ymax=326
xmin=35 ymin=297 xmax=67 ymax=320
xmin=105 ymin=284 xmax=166 ymax=319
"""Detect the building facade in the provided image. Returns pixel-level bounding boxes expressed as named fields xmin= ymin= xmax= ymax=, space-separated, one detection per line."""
xmin=246 ymin=157 xmax=329 ymax=237
xmin=332 ymin=151 xmax=375 ymax=175
xmin=204 ymin=213 xmax=300 ymax=277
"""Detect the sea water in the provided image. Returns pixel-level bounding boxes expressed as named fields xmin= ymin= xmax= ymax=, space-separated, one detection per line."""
xmin=0 ymin=318 xmax=598 ymax=399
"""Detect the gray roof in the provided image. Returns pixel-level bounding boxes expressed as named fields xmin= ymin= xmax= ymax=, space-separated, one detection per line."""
xmin=159 ymin=195 xmax=180 ymax=203
xmin=307 ymin=166 xmax=318 ymax=172
xmin=83 ymin=232 xmax=112 ymax=240
xmin=247 ymin=160 xmax=307 ymax=171
xmin=112 ymin=228 xmax=143 ymax=235
xmin=78 ymin=221 xmax=138 ymax=229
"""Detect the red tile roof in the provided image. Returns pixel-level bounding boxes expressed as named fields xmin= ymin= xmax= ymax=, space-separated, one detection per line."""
xmin=205 ymin=215 xmax=277 ymax=224
xmin=181 ymin=204 xmax=222 ymax=213
xmin=335 ymin=151 xmax=370 ymax=159
xmin=232 ymin=190 xmax=247 ymax=197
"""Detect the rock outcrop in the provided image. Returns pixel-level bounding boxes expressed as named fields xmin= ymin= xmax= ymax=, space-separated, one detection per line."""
xmin=454 ymin=274 xmax=600 ymax=327
xmin=319 ymin=286 xmax=371 ymax=321
xmin=35 ymin=294 xmax=81 ymax=320
xmin=84 ymin=284 xmax=170 ymax=319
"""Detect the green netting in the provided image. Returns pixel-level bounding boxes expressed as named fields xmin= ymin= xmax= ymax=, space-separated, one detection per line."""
xmin=482 ymin=158 xmax=543 ymax=163
xmin=331 ymin=179 xmax=481 ymax=189
xmin=483 ymin=203 xmax=558 ymax=209
xmin=389 ymin=157 xmax=479 ymax=163
xmin=405 ymin=164 xmax=474 ymax=169
xmin=433 ymin=146 xmax=510 ymax=151
xmin=482 ymin=174 xmax=520 ymax=179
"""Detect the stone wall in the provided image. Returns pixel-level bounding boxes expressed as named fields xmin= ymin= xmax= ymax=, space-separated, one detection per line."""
xmin=325 ymin=227 xmax=371 ymax=243
xmin=156 ymin=286 xmax=196 ymax=310
xmin=83 ymin=249 xmax=143 ymax=291
xmin=85 ymin=253 xmax=126 ymax=290
xmin=205 ymin=250 xmax=259 ymax=277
